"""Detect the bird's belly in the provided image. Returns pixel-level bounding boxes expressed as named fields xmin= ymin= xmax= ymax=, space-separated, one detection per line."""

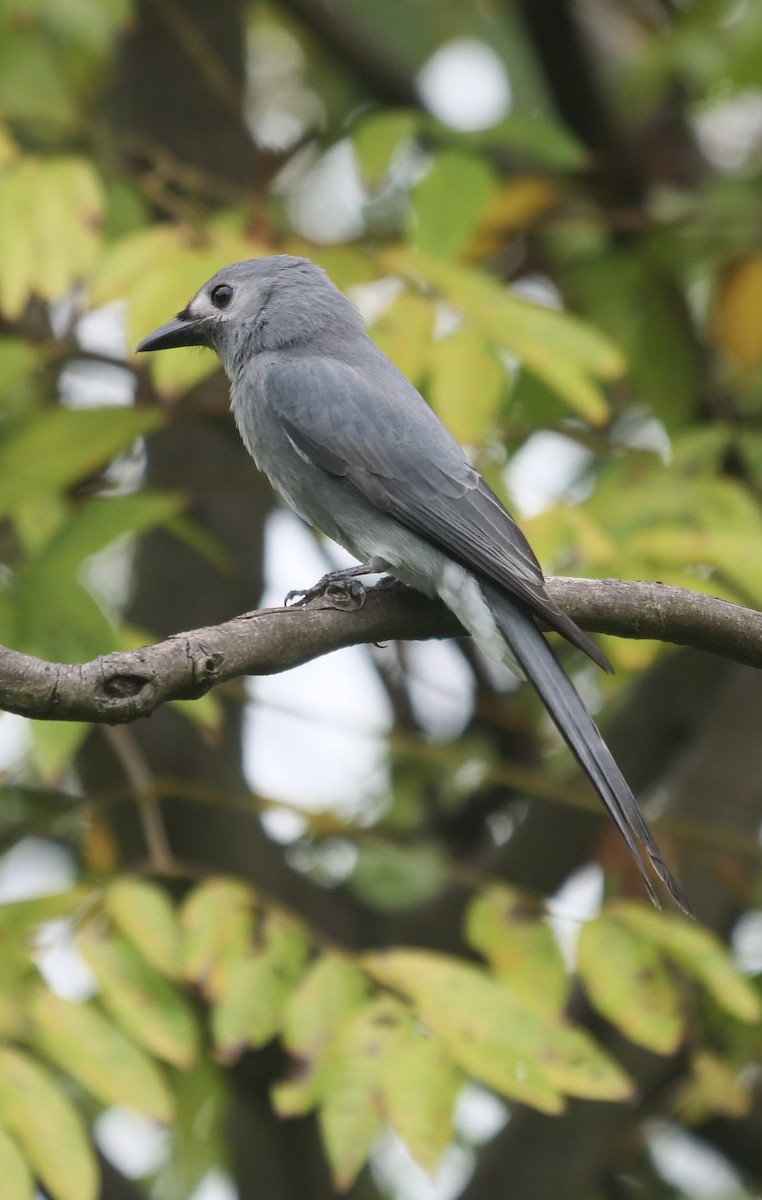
xmin=270 ymin=464 xmax=443 ymax=596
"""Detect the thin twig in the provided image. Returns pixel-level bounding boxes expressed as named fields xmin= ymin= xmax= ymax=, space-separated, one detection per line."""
xmin=102 ymin=726 xmax=174 ymax=873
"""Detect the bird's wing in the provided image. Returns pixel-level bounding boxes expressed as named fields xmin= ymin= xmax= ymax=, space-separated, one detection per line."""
xmin=266 ymin=355 xmax=609 ymax=669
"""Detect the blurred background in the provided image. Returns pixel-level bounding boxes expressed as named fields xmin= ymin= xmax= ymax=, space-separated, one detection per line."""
xmin=3 ymin=0 xmax=762 ymax=1197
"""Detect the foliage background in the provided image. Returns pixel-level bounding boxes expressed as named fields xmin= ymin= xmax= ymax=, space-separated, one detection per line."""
xmin=3 ymin=0 xmax=762 ymax=1197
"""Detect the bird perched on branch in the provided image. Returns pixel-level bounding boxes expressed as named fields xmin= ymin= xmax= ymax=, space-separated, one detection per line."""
xmin=138 ymin=254 xmax=690 ymax=915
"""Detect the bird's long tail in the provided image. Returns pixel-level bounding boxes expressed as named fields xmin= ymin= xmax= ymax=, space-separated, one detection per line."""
xmin=480 ymin=582 xmax=692 ymax=916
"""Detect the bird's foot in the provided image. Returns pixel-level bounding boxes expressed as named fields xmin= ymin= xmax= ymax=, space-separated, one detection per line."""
xmin=284 ymin=559 xmax=389 ymax=609
xmin=285 ymin=571 xmax=368 ymax=611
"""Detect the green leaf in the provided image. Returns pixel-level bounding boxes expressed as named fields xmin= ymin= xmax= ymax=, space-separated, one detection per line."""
xmin=0 ymin=1045 xmax=98 ymax=1200
xmin=28 ymin=721 xmax=91 ymax=785
xmin=0 ymin=337 xmax=38 ymax=390
xmin=0 ymin=30 xmax=76 ymax=129
xmin=32 ymin=991 xmax=174 ymax=1123
xmin=352 ymin=109 xmax=419 ymax=183
xmin=12 ymin=491 xmax=182 ymax=661
xmin=11 ymin=577 xmax=114 ymax=663
xmin=152 ymin=1061 xmax=228 ymax=1200
xmin=614 ymin=905 xmax=762 ymax=1024
xmin=412 ymin=152 xmax=497 ymax=260
xmin=465 ymin=886 xmax=568 ymax=1015
xmin=106 ymin=877 xmax=183 ymax=979
xmin=491 ymin=114 xmax=586 ymax=170
xmin=79 ymin=931 xmax=199 ymax=1068
xmin=349 ymin=840 xmax=446 ymax=911
xmin=365 ymin=950 xmax=633 ymax=1109
xmin=0 ymin=406 xmax=164 ymax=519
xmin=563 ymin=249 xmax=702 ymax=429
xmin=427 ymin=325 xmax=507 ymax=444
xmin=25 ymin=492 xmax=182 ymax=576
xmin=383 ymin=1027 xmax=460 ymax=1173
xmin=319 ymin=997 xmax=407 ymax=1191
xmin=180 ymin=877 xmax=256 ymax=996
xmin=0 ymin=888 xmax=90 ymax=939
xmin=0 ymin=1123 xmax=34 ymax=1200
xmin=577 ymin=915 xmax=683 ymax=1054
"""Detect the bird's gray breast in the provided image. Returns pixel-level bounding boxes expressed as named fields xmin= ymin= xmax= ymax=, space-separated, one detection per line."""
xmin=229 ymin=359 xmax=367 ymax=555
xmin=228 ymin=356 xmax=445 ymax=592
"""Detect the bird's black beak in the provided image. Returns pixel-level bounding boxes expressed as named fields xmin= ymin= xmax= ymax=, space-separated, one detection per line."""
xmin=136 ymin=310 xmax=209 ymax=353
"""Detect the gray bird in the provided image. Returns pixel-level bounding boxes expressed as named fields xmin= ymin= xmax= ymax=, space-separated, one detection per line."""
xmin=137 ymin=254 xmax=689 ymax=914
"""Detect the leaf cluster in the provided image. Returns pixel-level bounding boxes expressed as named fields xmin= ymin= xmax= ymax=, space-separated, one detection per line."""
xmin=0 ymin=875 xmax=757 ymax=1198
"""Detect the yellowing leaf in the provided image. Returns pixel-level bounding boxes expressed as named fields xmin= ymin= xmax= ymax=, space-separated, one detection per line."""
xmin=577 ymin=915 xmax=683 ymax=1054
xmin=428 ymin=325 xmax=507 ymax=444
xmin=0 ymin=156 xmax=103 ymax=319
xmin=0 ymin=1046 xmax=98 ymax=1200
xmin=0 ymin=164 xmax=31 ymax=318
xmin=364 ymin=950 xmax=631 ymax=1111
xmin=79 ymin=931 xmax=199 ymax=1068
xmin=674 ymin=1051 xmax=753 ymax=1123
xmin=211 ymin=910 xmax=310 ymax=1059
xmin=180 ymin=877 xmax=256 ymax=995
xmin=32 ymin=992 xmax=174 ymax=1123
xmin=98 ymin=227 xmax=266 ymax=395
xmin=393 ymin=950 xmax=633 ymax=1101
xmin=319 ymin=997 xmax=407 ymax=1191
xmin=711 ymin=254 xmax=762 ymax=372
xmin=0 ymin=1124 xmax=33 ymax=1200
xmin=383 ymin=1028 xmax=460 ymax=1173
xmin=467 ymin=177 xmax=562 ymax=259
xmin=383 ymin=251 xmax=621 ymax=424
xmin=283 ymin=950 xmax=369 ymax=1056
xmin=442 ymin=1027 xmax=561 ymax=1114
xmin=614 ymin=904 xmax=762 ymax=1024
xmin=465 ymin=886 xmax=568 ymax=1015
xmin=106 ymin=877 xmax=182 ymax=979
xmin=90 ymin=225 xmax=187 ymax=305
xmin=274 ymin=954 xmax=369 ymax=1117
xmin=212 ymin=956 xmax=287 ymax=1059
xmin=371 ymin=291 xmax=434 ymax=387
xmin=0 ymin=124 xmax=18 ymax=168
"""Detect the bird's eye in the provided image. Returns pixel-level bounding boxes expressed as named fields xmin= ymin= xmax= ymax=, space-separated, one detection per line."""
xmin=211 ymin=283 xmax=233 ymax=310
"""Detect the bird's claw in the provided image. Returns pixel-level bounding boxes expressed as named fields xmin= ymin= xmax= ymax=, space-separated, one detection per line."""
xmin=284 ymin=577 xmax=368 ymax=612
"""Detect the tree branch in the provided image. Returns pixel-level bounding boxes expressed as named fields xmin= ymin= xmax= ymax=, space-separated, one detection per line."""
xmin=1 ymin=578 xmax=760 ymax=724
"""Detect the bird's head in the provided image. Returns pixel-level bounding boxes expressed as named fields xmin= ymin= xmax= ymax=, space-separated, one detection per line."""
xmin=136 ymin=254 xmax=364 ymax=375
